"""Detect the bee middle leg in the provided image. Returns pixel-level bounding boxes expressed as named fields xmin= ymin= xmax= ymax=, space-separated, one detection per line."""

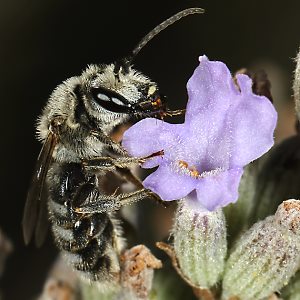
xmin=82 ymin=149 xmax=163 ymax=173
xmin=82 ymin=156 xmax=145 ymax=173
xmin=82 ymin=157 xmax=166 ymax=207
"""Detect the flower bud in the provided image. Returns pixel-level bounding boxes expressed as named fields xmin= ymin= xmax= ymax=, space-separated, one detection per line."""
xmin=275 ymin=199 xmax=300 ymax=234
xmin=222 ymin=199 xmax=300 ymax=300
xmin=172 ymin=197 xmax=227 ymax=289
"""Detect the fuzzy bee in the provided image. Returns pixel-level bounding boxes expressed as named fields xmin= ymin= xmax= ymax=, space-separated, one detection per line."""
xmin=22 ymin=8 xmax=203 ymax=285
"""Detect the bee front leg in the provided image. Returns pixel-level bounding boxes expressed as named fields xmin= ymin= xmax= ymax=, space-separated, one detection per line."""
xmin=90 ymin=130 xmax=128 ymax=156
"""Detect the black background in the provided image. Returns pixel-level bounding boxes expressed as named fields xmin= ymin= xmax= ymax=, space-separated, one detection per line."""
xmin=0 ymin=1 xmax=299 ymax=299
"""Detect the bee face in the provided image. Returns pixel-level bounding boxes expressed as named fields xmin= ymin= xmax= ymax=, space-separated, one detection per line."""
xmin=79 ymin=64 xmax=166 ymax=125
xmin=37 ymin=63 xmax=165 ymax=140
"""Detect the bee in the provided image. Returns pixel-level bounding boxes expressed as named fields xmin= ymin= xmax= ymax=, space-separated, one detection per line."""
xmin=22 ymin=8 xmax=204 ymax=284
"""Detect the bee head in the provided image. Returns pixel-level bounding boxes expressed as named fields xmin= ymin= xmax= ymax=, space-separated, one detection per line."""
xmin=77 ymin=63 xmax=167 ymax=130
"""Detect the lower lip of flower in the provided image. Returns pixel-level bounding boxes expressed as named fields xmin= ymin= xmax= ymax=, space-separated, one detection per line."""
xmin=176 ymin=160 xmax=224 ymax=179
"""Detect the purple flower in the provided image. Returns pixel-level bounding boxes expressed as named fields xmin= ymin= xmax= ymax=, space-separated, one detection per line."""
xmin=122 ymin=56 xmax=277 ymax=211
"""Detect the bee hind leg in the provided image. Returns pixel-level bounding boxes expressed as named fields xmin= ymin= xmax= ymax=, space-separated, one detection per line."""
xmin=74 ymin=188 xmax=160 ymax=214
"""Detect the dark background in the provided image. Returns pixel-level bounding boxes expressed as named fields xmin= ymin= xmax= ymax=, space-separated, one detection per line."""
xmin=0 ymin=1 xmax=299 ymax=299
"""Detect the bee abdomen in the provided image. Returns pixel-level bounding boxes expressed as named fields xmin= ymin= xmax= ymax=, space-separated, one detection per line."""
xmin=48 ymin=163 xmax=122 ymax=281
xmin=71 ymin=238 xmax=107 ymax=271
xmin=48 ymin=200 xmax=74 ymax=229
xmin=52 ymin=210 xmax=111 ymax=250
xmin=51 ymin=208 xmax=121 ymax=280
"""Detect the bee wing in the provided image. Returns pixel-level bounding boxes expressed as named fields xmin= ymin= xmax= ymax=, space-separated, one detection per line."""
xmin=22 ymin=132 xmax=58 ymax=246
xmin=34 ymin=180 xmax=50 ymax=247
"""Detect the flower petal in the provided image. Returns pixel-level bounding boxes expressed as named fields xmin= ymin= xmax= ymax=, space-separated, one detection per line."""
xmin=183 ymin=56 xmax=241 ymax=170
xmin=185 ymin=55 xmax=239 ymax=124
xmin=122 ymin=118 xmax=183 ymax=157
xmin=195 ymin=168 xmax=243 ymax=211
xmin=143 ymin=163 xmax=197 ymax=200
xmin=229 ymin=74 xmax=277 ymax=166
xmin=183 ymin=58 xmax=277 ymax=171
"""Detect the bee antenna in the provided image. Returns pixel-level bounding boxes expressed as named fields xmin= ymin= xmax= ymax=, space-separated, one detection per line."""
xmin=130 ymin=7 xmax=204 ymax=61
xmin=114 ymin=8 xmax=204 ymax=76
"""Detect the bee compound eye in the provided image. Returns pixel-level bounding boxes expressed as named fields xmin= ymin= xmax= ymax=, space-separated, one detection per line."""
xmin=90 ymin=87 xmax=131 ymax=113
xmin=96 ymin=93 xmax=110 ymax=102
xmin=111 ymin=97 xmax=126 ymax=106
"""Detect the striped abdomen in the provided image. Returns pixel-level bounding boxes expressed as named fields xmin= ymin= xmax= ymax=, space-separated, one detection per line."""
xmin=47 ymin=162 xmax=122 ymax=281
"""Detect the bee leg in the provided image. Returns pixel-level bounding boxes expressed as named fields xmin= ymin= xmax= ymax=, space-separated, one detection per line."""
xmin=90 ymin=130 xmax=128 ymax=156
xmin=82 ymin=157 xmax=168 ymax=207
xmin=114 ymin=168 xmax=169 ymax=208
xmin=74 ymin=188 xmax=159 ymax=214
xmin=82 ymin=156 xmax=145 ymax=173
xmin=82 ymin=158 xmax=167 ymax=207
xmin=82 ymin=149 xmax=164 ymax=173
